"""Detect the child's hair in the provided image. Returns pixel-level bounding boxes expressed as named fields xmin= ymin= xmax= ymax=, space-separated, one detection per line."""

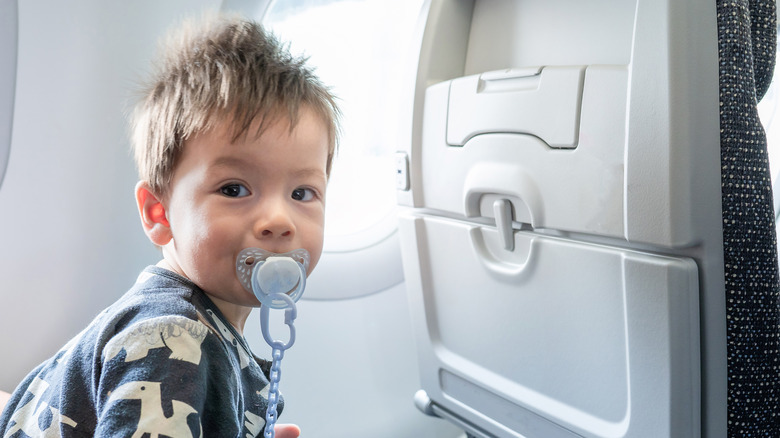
xmin=131 ymin=14 xmax=340 ymax=196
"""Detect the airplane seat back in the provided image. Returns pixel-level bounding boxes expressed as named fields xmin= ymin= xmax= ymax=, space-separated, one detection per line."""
xmin=397 ymin=0 xmax=778 ymax=436
xmin=717 ymin=0 xmax=780 ymax=435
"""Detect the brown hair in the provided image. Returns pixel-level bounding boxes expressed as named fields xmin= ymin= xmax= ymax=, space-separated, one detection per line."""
xmin=131 ymin=14 xmax=340 ymax=196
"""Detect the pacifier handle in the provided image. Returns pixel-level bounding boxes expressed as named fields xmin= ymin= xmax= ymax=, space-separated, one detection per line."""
xmin=260 ymin=293 xmax=297 ymax=351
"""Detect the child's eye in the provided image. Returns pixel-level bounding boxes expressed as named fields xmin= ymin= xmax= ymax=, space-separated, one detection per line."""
xmin=291 ymin=187 xmax=315 ymax=201
xmin=220 ymin=183 xmax=250 ymax=198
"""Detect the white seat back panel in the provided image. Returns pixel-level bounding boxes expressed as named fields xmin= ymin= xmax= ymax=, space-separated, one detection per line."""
xmin=399 ymin=214 xmax=700 ymax=437
xmin=398 ymin=0 xmax=724 ymax=436
xmin=420 ymin=65 xmax=628 ymax=239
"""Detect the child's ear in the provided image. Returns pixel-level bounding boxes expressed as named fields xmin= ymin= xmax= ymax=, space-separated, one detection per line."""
xmin=135 ymin=181 xmax=172 ymax=246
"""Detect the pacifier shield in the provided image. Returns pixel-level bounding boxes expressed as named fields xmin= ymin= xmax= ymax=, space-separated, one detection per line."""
xmin=236 ymin=248 xmax=309 ymax=309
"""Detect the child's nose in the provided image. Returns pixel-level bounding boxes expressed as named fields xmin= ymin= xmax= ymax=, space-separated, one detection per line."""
xmin=254 ymin=200 xmax=295 ymax=239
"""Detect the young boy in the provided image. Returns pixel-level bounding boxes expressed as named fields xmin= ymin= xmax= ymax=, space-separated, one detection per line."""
xmin=0 ymin=13 xmax=339 ymax=437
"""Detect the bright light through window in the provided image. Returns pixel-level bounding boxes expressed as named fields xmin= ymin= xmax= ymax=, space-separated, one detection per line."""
xmin=757 ymin=50 xmax=780 ymax=261
xmin=263 ymin=0 xmax=423 ymax=251
xmin=758 ymin=65 xmax=780 ymax=220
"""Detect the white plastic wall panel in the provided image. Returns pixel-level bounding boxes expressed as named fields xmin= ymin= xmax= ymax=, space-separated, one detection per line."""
xmin=0 ymin=0 xmax=16 ymax=188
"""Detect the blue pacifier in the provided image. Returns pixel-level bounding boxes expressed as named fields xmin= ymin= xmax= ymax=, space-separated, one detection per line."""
xmin=235 ymin=248 xmax=310 ymax=309
xmin=236 ymin=248 xmax=310 ymax=438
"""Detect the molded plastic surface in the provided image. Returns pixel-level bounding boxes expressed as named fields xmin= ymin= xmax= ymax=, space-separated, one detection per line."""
xmin=0 ymin=0 xmax=17 ymax=189
xmin=421 ymin=67 xmax=627 ymax=238
xmin=400 ymin=214 xmax=700 ymax=437
xmin=236 ymin=247 xmax=309 ymax=309
xmin=399 ymin=0 xmax=725 ymax=436
xmin=447 ymin=66 xmax=584 ymax=148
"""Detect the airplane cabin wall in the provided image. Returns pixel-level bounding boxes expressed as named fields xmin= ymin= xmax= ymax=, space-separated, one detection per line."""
xmin=0 ymin=1 xmax=460 ymax=437
xmin=0 ymin=0 xmax=223 ymax=388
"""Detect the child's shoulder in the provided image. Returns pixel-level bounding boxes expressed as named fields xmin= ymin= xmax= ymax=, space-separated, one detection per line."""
xmin=99 ymin=266 xmax=217 ymax=361
xmin=111 ymin=265 xmax=246 ymax=326
xmin=124 ymin=265 xmax=201 ymax=309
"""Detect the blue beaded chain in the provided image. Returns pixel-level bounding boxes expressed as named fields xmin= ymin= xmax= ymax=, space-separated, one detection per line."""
xmin=260 ymin=293 xmax=297 ymax=438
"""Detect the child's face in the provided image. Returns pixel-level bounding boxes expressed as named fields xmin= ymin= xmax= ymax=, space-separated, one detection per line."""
xmin=160 ymin=107 xmax=329 ymax=317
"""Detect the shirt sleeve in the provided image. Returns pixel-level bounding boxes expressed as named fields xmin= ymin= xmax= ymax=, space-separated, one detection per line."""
xmin=94 ymin=315 xmax=244 ymax=437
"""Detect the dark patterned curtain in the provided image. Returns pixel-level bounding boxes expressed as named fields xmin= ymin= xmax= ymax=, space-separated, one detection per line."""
xmin=718 ymin=0 xmax=780 ymax=435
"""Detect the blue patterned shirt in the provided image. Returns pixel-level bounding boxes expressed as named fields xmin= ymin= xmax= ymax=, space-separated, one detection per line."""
xmin=0 ymin=266 xmax=281 ymax=437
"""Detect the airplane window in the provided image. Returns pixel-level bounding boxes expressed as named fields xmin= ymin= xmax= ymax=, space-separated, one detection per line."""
xmin=254 ymin=0 xmax=424 ymax=298
xmin=757 ymin=44 xmax=780 ymax=260
xmin=758 ymin=75 xmax=780 ymax=207
xmin=263 ymin=0 xmax=423 ymax=250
